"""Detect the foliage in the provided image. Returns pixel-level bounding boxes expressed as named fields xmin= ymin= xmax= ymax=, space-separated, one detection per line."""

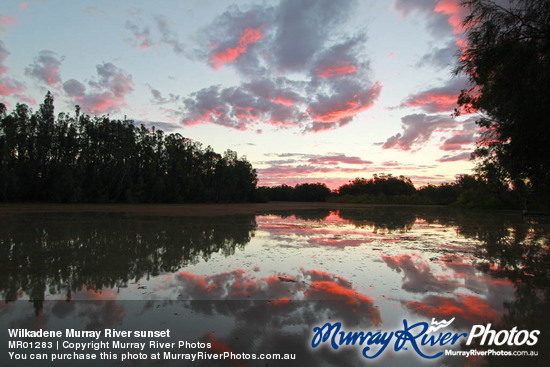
xmin=456 ymin=0 xmax=550 ymax=207
xmin=338 ymin=174 xmax=416 ymax=197
xmin=0 ymin=93 xmax=257 ymax=203
xmin=257 ymin=182 xmax=331 ymax=202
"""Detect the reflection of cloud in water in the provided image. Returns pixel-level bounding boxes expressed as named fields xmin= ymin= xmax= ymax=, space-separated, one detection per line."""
xmin=258 ymin=214 xmax=389 ymax=249
xmin=406 ymin=294 xmax=500 ymax=325
xmin=382 ymin=253 xmax=462 ymax=293
xmin=382 ymin=252 xmax=516 ymax=328
xmin=171 ymin=268 xmax=381 ymax=326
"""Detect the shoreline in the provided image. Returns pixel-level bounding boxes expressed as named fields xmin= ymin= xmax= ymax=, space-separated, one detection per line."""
xmin=0 ymin=202 xmax=445 ymax=217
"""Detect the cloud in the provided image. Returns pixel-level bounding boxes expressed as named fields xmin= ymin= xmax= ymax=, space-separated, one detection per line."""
xmin=400 ymin=77 xmax=468 ymax=113
xmin=62 ymin=79 xmax=86 ymax=97
xmin=0 ymin=78 xmax=26 ymax=97
xmin=25 ymin=50 xmax=64 ymax=87
xmin=0 ymin=14 xmax=18 ymax=35
xmin=179 ymin=0 xmax=379 ymax=133
xmin=0 ymin=41 xmax=8 ymax=77
xmin=257 ymin=152 xmax=375 ymax=188
xmin=392 ymin=0 xmax=436 ymax=17
xmin=210 ymin=27 xmax=264 ymax=70
xmin=382 ymin=253 xmax=462 ymax=293
xmin=383 ymin=113 xmax=459 ymax=150
xmin=64 ymin=62 xmax=134 ymax=114
xmin=0 ymin=15 xmax=18 ymax=26
xmin=154 ymin=15 xmax=185 ymax=54
xmin=171 ymin=267 xmax=381 ymax=325
xmin=433 ymin=0 xmax=467 ymax=35
xmin=316 ymin=62 xmax=357 ymax=78
xmin=440 ymin=134 xmax=475 ymax=151
xmin=438 ymin=152 xmax=472 ymax=162
xmin=307 ymin=154 xmax=373 ymax=165
xmin=306 ymin=82 xmax=381 ymax=132
xmin=146 ymin=84 xmax=179 ymax=104
xmin=259 ymin=164 xmax=365 ymax=178
xmin=407 ymin=294 xmax=500 ymax=325
xmin=0 ymin=41 xmax=27 ymax=97
xmin=125 ymin=21 xmax=152 ymax=50
xmin=440 ymin=120 xmax=479 ymax=151
xmin=393 ymin=0 xmax=463 ymax=36
xmin=416 ymin=40 xmax=459 ymax=70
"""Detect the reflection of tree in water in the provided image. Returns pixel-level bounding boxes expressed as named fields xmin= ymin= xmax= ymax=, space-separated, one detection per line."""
xmin=267 ymin=209 xmax=332 ymax=222
xmin=465 ymin=217 xmax=549 ymax=365
xmin=0 ymin=213 xmax=256 ymax=311
xmin=337 ymin=206 xmax=549 ymax=364
xmin=444 ymin=213 xmax=550 ymax=282
xmin=337 ymin=207 xmax=418 ymax=232
xmin=436 ymin=211 xmax=550 ymax=365
xmin=485 ymin=282 xmax=550 ymax=366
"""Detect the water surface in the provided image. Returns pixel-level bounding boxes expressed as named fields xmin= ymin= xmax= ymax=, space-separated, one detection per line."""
xmin=1 ymin=206 xmax=548 ymax=366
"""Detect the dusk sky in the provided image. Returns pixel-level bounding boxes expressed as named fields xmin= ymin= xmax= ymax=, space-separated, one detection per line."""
xmin=0 ymin=0 xmax=479 ymax=189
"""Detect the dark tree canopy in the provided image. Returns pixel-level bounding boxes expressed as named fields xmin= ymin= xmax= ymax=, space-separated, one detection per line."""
xmin=0 ymin=93 xmax=257 ymax=203
xmin=257 ymin=182 xmax=331 ymax=202
xmin=338 ymin=174 xmax=416 ymax=197
xmin=456 ymin=0 xmax=550 ymax=200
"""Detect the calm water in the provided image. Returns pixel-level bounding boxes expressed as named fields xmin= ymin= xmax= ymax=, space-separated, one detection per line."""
xmin=1 ymin=207 xmax=548 ymax=366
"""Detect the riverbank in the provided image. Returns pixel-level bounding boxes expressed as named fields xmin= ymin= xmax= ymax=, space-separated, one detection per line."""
xmin=0 ymin=202 xmax=443 ymax=217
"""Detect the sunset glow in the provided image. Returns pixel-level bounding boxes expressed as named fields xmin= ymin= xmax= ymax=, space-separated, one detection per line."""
xmin=0 ymin=0 xmax=479 ymax=188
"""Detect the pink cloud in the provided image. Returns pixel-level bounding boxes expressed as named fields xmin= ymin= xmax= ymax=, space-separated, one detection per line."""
xmin=407 ymin=294 xmax=500 ymax=324
xmin=402 ymin=92 xmax=458 ymax=113
xmin=440 ymin=134 xmax=476 ymax=151
xmin=179 ymin=2 xmax=380 ymax=133
xmin=0 ymin=15 xmax=18 ymax=27
xmin=125 ymin=21 xmax=152 ymax=50
xmin=400 ymin=78 xmax=469 ymax=114
xmin=382 ymin=161 xmax=399 ymax=167
xmin=440 ymin=120 xmax=479 ymax=151
xmin=271 ymin=96 xmax=294 ymax=106
xmin=308 ymin=154 xmax=373 ymax=165
xmin=64 ymin=62 xmax=134 ymax=114
xmin=0 ymin=78 xmax=25 ymax=96
xmin=259 ymin=164 xmax=365 ymax=178
xmin=0 ymin=41 xmax=26 ymax=97
xmin=307 ymin=82 xmax=381 ymax=127
xmin=18 ymin=3 xmax=28 ymax=11
xmin=383 ymin=113 xmax=458 ymax=151
xmin=434 ymin=0 xmax=467 ymax=34
xmin=25 ymin=51 xmax=63 ymax=87
xmin=210 ymin=27 xmax=263 ymax=70
xmin=316 ymin=62 xmax=357 ymax=78
xmin=258 ymin=176 xmax=351 ymax=190
xmin=80 ymin=92 xmax=129 ymax=115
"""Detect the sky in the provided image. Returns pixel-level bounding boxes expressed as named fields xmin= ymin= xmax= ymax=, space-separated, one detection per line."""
xmin=0 ymin=0 xmax=480 ymax=189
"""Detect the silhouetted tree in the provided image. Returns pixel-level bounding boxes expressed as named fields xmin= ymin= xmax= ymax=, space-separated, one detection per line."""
xmin=257 ymin=182 xmax=331 ymax=202
xmin=456 ymin=0 xmax=550 ymax=208
xmin=338 ymin=174 xmax=416 ymax=196
xmin=0 ymin=93 xmax=258 ymax=203
xmin=293 ymin=183 xmax=331 ymax=201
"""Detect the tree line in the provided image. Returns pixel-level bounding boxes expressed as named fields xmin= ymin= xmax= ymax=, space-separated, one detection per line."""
xmin=0 ymin=92 xmax=257 ymax=203
xmin=257 ymin=173 xmax=524 ymax=208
